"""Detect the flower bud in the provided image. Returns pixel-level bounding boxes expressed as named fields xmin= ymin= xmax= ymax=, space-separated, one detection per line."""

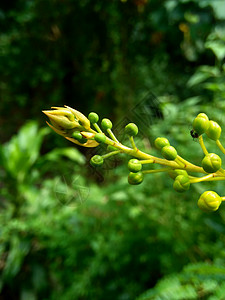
xmin=43 ymin=106 xmax=90 ymax=135
xmin=192 ymin=113 xmax=209 ymax=135
xmin=72 ymin=132 xmax=87 ymax=144
xmin=202 ymin=153 xmax=222 ymax=173
xmin=173 ymin=175 xmax=190 ymax=192
xmin=88 ymin=112 xmax=99 ymax=124
xmin=124 ymin=123 xmax=138 ymax=136
xmin=206 ymin=120 xmax=221 ymax=140
xmin=66 ymin=135 xmax=99 ymax=147
xmin=168 ymin=169 xmax=188 ymax=180
xmin=94 ymin=133 xmax=106 ymax=143
xmin=161 ymin=146 xmax=177 ymax=160
xmin=128 ymin=171 xmax=144 ymax=185
xmin=90 ymin=155 xmax=104 ymax=167
xmin=154 ymin=137 xmax=170 ymax=150
xmin=101 ymin=118 xmax=113 ymax=130
xmin=198 ymin=191 xmax=222 ymax=212
xmin=128 ymin=159 xmax=142 ymax=173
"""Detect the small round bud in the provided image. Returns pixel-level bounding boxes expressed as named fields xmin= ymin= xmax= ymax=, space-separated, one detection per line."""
xmin=154 ymin=137 xmax=170 ymax=150
xmin=72 ymin=132 xmax=87 ymax=144
xmin=101 ymin=118 xmax=112 ymax=130
xmin=124 ymin=123 xmax=138 ymax=136
xmin=128 ymin=171 xmax=144 ymax=185
xmin=198 ymin=191 xmax=222 ymax=212
xmin=168 ymin=169 xmax=188 ymax=180
xmin=206 ymin=120 xmax=221 ymax=140
xmin=90 ymin=155 xmax=104 ymax=167
xmin=94 ymin=133 xmax=106 ymax=143
xmin=202 ymin=153 xmax=222 ymax=173
xmin=128 ymin=159 xmax=142 ymax=173
xmin=173 ymin=175 xmax=190 ymax=193
xmin=161 ymin=146 xmax=177 ymax=160
xmin=88 ymin=112 xmax=99 ymax=124
xmin=192 ymin=113 xmax=209 ymax=135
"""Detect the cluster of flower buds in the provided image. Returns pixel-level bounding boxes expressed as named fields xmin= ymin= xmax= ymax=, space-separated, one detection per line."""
xmin=43 ymin=107 xmax=225 ymax=213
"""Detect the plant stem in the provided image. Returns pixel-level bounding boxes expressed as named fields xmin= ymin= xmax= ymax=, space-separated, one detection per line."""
xmin=143 ymin=168 xmax=172 ymax=174
xmin=216 ymin=139 xmax=225 ymax=155
xmin=198 ymin=135 xmax=208 ymax=155
xmin=129 ymin=136 xmax=137 ymax=151
xmin=107 ymin=129 xmax=120 ymax=143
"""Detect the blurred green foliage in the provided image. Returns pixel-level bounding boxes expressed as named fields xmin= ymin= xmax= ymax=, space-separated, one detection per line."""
xmin=1 ymin=0 xmax=224 ymax=140
xmin=1 ymin=0 xmax=225 ymax=299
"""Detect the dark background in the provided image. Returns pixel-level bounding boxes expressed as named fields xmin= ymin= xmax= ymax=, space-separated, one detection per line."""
xmin=1 ymin=1 xmax=225 ymax=299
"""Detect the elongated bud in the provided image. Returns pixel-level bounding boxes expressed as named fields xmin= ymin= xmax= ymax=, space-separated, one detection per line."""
xmin=198 ymin=191 xmax=222 ymax=212
xmin=155 ymin=137 xmax=170 ymax=150
xmin=206 ymin=120 xmax=221 ymax=140
xmin=128 ymin=171 xmax=144 ymax=185
xmin=43 ymin=106 xmax=99 ymax=147
xmin=161 ymin=145 xmax=177 ymax=160
xmin=173 ymin=175 xmax=190 ymax=192
xmin=202 ymin=153 xmax=222 ymax=173
xmin=192 ymin=113 xmax=209 ymax=135
xmin=128 ymin=159 xmax=142 ymax=172
xmin=65 ymin=105 xmax=91 ymax=130
xmin=43 ymin=106 xmax=91 ymax=134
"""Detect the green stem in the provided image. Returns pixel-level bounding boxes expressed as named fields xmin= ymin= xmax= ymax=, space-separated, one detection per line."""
xmin=103 ymin=137 xmax=206 ymax=174
xmin=216 ymin=139 xmax=225 ymax=155
xmin=140 ymin=159 xmax=154 ymax=164
xmin=143 ymin=168 xmax=172 ymax=174
xmin=102 ymin=150 xmax=121 ymax=159
xmin=93 ymin=123 xmax=102 ymax=133
xmin=198 ymin=135 xmax=208 ymax=155
xmin=175 ymin=156 xmax=186 ymax=167
xmin=190 ymin=174 xmax=214 ymax=183
xmin=129 ymin=136 xmax=137 ymax=150
xmin=190 ymin=174 xmax=225 ymax=183
xmin=107 ymin=129 xmax=120 ymax=143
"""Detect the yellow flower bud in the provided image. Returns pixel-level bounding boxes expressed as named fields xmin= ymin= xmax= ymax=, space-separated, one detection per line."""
xmin=43 ymin=105 xmax=91 ymax=134
xmin=43 ymin=106 xmax=99 ymax=147
xmin=198 ymin=191 xmax=222 ymax=212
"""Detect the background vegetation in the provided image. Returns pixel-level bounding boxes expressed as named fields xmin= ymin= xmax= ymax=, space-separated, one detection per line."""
xmin=1 ymin=0 xmax=225 ymax=299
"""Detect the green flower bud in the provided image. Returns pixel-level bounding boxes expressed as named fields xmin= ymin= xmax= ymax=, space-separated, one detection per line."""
xmin=154 ymin=137 xmax=170 ymax=150
xmin=94 ymin=133 xmax=106 ymax=143
xmin=124 ymin=123 xmax=138 ymax=136
xmin=90 ymin=155 xmax=104 ymax=167
xmin=173 ymin=175 xmax=190 ymax=193
xmin=198 ymin=191 xmax=222 ymax=212
xmin=192 ymin=113 xmax=209 ymax=135
xmin=88 ymin=112 xmax=99 ymax=123
xmin=128 ymin=159 xmax=142 ymax=173
xmin=101 ymin=118 xmax=113 ymax=130
xmin=202 ymin=153 xmax=222 ymax=173
xmin=161 ymin=146 xmax=177 ymax=160
xmin=206 ymin=120 xmax=221 ymax=140
xmin=72 ymin=132 xmax=87 ymax=144
xmin=168 ymin=169 xmax=188 ymax=180
xmin=128 ymin=171 xmax=144 ymax=185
